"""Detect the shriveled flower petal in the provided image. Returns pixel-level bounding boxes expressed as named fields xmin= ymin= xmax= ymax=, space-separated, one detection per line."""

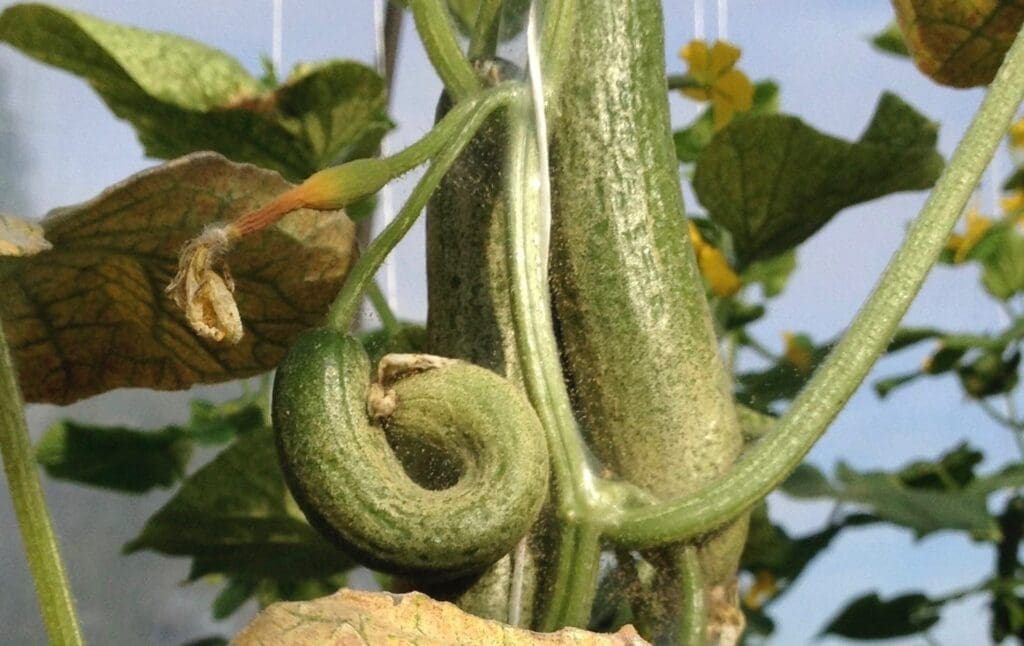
xmin=165 ymin=226 xmax=243 ymax=344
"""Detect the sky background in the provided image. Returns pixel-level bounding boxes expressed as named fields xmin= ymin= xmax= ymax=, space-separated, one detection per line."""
xmin=0 ymin=1 xmax=1015 ymax=644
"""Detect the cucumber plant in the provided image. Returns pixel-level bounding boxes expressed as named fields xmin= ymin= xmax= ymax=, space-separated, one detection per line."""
xmin=2 ymin=1 xmax=1024 ymax=644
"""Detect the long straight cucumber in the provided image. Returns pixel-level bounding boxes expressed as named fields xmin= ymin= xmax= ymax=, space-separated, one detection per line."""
xmin=548 ymin=0 xmax=744 ymax=584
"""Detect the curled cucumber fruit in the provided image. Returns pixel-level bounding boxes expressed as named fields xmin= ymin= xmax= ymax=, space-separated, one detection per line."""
xmin=272 ymin=328 xmax=548 ymax=578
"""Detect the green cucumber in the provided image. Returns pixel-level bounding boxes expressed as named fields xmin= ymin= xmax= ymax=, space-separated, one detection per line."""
xmin=423 ymin=60 xmax=545 ymax=625
xmin=272 ymin=328 xmax=548 ymax=578
xmin=427 ymin=59 xmax=522 ymax=382
xmin=548 ymin=0 xmax=745 ymax=587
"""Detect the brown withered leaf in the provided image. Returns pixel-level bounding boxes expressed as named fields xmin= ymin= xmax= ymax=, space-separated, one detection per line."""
xmin=893 ymin=0 xmax=1024 ymax=87
xmin=232 ymin=589 xmax=649 ymax=646
xmin=0 ymin=152 xmax=355 ymax=404
xmin=0 ymin=213 xmax=50 ymax=257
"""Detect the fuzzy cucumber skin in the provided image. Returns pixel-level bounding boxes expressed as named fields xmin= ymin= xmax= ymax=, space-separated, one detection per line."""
xmin=422 ymin=62 xmax=546 ymax=626
xmin=427 ymin=63 xmax=523 ymax=383
xmin=549 ymin=0 xmax=745 ymax=584
xmin=272 ymin=328 xmax=548 ymax=579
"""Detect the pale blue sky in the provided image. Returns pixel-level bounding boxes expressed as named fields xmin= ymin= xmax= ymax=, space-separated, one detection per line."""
xmin=0 ymin=2 xmax=1011 ymax=644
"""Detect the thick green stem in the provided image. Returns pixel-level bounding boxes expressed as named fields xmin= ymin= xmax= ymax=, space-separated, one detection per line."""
xmin=537 ymin=0 xmax=576 ymax=102
xmin=505 ymin=98 xmax=596 ymax=512
xmin=467 ymin=0 xmax=502 ymax=60
xmin=327 ymin=84 xmax=520 ymax=330
xmin=0 ymin=320 xmax=83 ymax=645
xmin=410 ymin=0 xmax=480 ymax=100
xmin=506 ymin=83 xmax=603 ymax=631
xmin=605 ymin=26 xmax=1024 ymax=550
xmin=676 ymin=547 xmax=706 ymax=646
xmin=537 ymin=522 xmax=602 ymax=630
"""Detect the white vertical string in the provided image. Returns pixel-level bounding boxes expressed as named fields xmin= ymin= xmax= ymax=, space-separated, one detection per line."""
xmin=526 ymin=4 xmax=552 ymax=276
xmin=717 ymin=0 xmax=728 ymax=41
xmin=271 ymin=0 xmax=283 ymax=74
xmin=693 ymin=0 xmax=705 ymax=41
xmin=374 ymin=0 xmax=399 ymax=311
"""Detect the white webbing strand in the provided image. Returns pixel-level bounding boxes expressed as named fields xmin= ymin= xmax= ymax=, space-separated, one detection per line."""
xmin=694 ymin=0 xmax=706 ymax=41
xmin=526 ymin=1 xmax=553 ymax=276
xmin=271 ymin=0 xmax=283 ymax=74
xmin=374 ymin=0 xmax=399 ymax=311
xmin=717 ymin=0 xmax=728 ymax=41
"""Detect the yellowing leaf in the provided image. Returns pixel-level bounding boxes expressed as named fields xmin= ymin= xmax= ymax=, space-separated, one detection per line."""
xmin=0 ymin=213 xmax=50 ymax=257
xmin=893 ymin=0 xmax=1024 ymax=87
xmin=233 ymin=589 xmax=649 ymax=645
xmin=0 ymin=153 xmax=356 ymax=404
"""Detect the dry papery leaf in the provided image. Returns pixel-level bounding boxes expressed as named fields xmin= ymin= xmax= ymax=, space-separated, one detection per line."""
xmin=233 ymin=589 xmax=650 ymax=646
xmin=0 ymin=152 xmax=356 ymax=404
xmin=893 ymin=0 xmax=1024 ymax=87
xmin=0 ymin=213 xmax=51 ymax=257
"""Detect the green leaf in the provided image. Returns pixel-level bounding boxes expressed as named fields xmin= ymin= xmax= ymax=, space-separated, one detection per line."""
xmin=1004 ymin=166 xmax=1024 ymax=191
xmin=956 ymin=350 xmax=1020 ymax=398
xmin=835 ymin=463 xmax=996 ymax=538
xmin=924 ymin=345 xmax=969 ymax=374
xmin=212 ymin=579 xmax=257 ymax=620
xmin=873 ymin=372 xmax=922 ymax=398
xmin=897 ymin=442 xmax=983 ymax=490
xmin=718 ymin=299 xmax=766 ymax=331
xmin=893 ymin=0 xmax=1024 ymax=88
xmin=740 ymin=250 xmax=796 ymax=298
xmin=967 ymin=464 xmax=1024 ymax=495
xmin=886 ymin=327 xmax=946 ymax=353
xmin=181 ymin=638 xmax=229 ymax=646
xmin=979 ymin=226 xmax=1024 ymax=299
xmin=0 ymin=153 xmax=355 ymax=404
xmin=742 ymin=503 xmax=844 ymax=586
xmin=673 ymin=80 xmax=779 ymax=164
xmin=444 ymin=0 xmax=531 ymax=43
xmin=35 ymin=420 xmax=191 ymax=493
xmin=0 ymin=4 xmax=390 ymax=179
xmin=693 ymin=92 xmax=943 ymax=263
xmin=783 ymin=444 xmax=1024 ymax=540
xmin=871 ymin=22 xmax=911 ymax=58
xmin=125 ymin=428 xmax=354 ymax=582
xmin=736 ymin=339 xmax=832 ymax=411
xmin=780 ymin=463 xmax=836 ymax=498
xmin=185 ymin=398 xmax=265 ymax=446
xmin=821 ymin=592 xmax=940 ymax=639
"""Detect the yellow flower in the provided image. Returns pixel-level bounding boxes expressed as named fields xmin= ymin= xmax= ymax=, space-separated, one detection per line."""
xmin=783 ymin=331 xmax=813 ymax=375
xmin=743 ymin=570 xmax=778 ymax=610
xmin=1002 ymin=191 xmax=1024 ymax=218
xmin=1011 ymin=120 xmax=1024 ymax=148
xmin=688 ymin=221 xmax=741 ymax=297
xmin=679 ymin=40 xmax=755 ymax=131
xmin=946 ymin=209 xmax=992 ymax=263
